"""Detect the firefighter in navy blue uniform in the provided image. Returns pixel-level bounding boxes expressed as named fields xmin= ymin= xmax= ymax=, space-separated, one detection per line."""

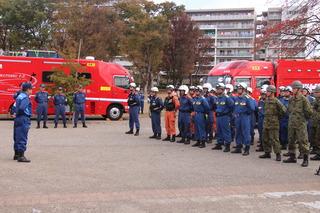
xmin=191 ymin=86 xmax=210 ymax=148
xmin=203 ymin=83 xmax=216 ymax=143
xmin=302 ymin=86 xmax=315 ymax=157
xmin=73 ymin=85 xmax=87 ymax=128
xmin=136 ymin=87 xmax=145 ymax=114
xmin=279 ymin=86 xmax=291 ymax=150
xmin=177 ymin=85 xmax=193 ymax=145
xmin=149 ymin=87 xmax=163 ymax=140
xmin=231 ymin=83 xmax=256 ymax=156
xmin=278 ymin=86 xmax=286 ymax=99
xmin=247 ymin=87 xmax=258 ymax=145
xmin=35 ymin=84 xmax=49 ymax=129
xmin=189 ymin=86 xmax=197 ymax=140
xmin=226 ymin=84 xmax=236 ymax=142
xmin=256 ymin=87 xmax=267 ymax=152
xmin=13 ymin=82 xmax=32 ymax=163
xmin=212 ymin=83 xmax=234 ymax=152
xmin=126 ymin=83 xmax=141 ymax=136
xmin=54 ymin=87 xmax=67 ymax=128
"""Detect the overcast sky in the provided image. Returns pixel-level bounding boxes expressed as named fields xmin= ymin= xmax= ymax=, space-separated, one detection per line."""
xmin=153 ymin=0 xmax=282 ymax=13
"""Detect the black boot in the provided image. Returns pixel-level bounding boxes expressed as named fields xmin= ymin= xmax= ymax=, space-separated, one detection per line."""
xmin=162 ymin=135 xmax=171 ymax=141
xmin=231 ymin=145 xmax=242 ymax=154
xmin=54 ymin=123 xmax=57 ymax=128
xmin=156 ymin=134 xmax=161 ymax=140
xmin=63 ymin=123 xmax=67 ymax=128
xmin=223 ymin=144 xmax=230 ymax=152
xmin=17 ymin=152 xmax=31 ymax=163
xmin=149 ymin=134 xmax=157 ymax=139
xmin=276 ymin=153 xmax=281 ymax=161
xmin=125 ymin=129 xmax=134 ymax=134
xmin=243 ymin=146 xmax=250 ymax=156
xmin=184 ymin=138 xmax=191 ymax=145
xmin=73 ymin=123 xmax=77 ymax=128
xmin=43 ymin=122 xmax=48 ymax=129
xmin=301 ymin=154 xmax=309 ymax=167
xmin=177 ymin=138 xmax=185 ymax=144
xmin=310 ymin=148 xmax=317 ymax=155
xmin=259 ymin=152 xmax=271 ymax=159
xmin=283 ymin=153 xmax=297 ymax=163
xmin=192 ymin=140 xmax=200 ymax=147
xmin=13 ymin=151 xmax=20 ymax=160
xmin=212 ymin=144 xmax=222 ymax=150
xmin=83 ymin=123 xmax=88 ymax=128
xmin=134 ymin=129 xmax=140 ymax=136
xmin=310 ymin=154 xmax=320 ymax=161
xmin=297 ymin=153 xmax=303 ymax=159
xmin=199 ymin=140 xmax=206 ymax=148
xmin=36 ymin=122 xmax=40 ymax=129
xmin=176 ymin=133 xmax=182 ymax=138
xmin=281 ymin=145 xmax=287 ymax=150
xmin=170 ymin=135 xmax=175 ymax=142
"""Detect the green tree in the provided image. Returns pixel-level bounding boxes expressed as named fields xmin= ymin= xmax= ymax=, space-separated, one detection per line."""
xmin=0 ymin=0 xmax=54 ymax=50
xmin=117 ymin=0 xmax=169 ymax=91
xmin=49 ymin=62 xmax=91 ymax=113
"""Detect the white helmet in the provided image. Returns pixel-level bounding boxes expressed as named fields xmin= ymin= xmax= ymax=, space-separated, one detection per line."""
xmin=179 ymin=85 xmax=189 ymax=94
xmin=189 ymin=86 xmax=196 ymax=91
xmin=151 ymin=87 xmax=159 ymax=92
xmin=225 ymin=84 xmax=234 ymax=92
xmin=136 ymin=87 xmax=140 ymax=92
xmin=130 ymin=82 xmax=137 ymax=88
xmin=279 ymin=86 xmax=286 ymax=91
xmin=210 ymin=87 xmax=217 ymax=92
xmin=261 ymin=88 xmax=267 ymax=94
xmin=216 ymin=83 xmax=225 ymax=89
xmin=238 ymin=82 xmax=247 ymax=89
xmin=261 ymin=84 xmax=269 ymax=91
xmin=203 ymin=83 xmax=212 ymax=91
xmin=196 ymin=85 xmax=203 ymax=91
xmin=166 ymin=85 xmax=174 ymax=90
xmin=285 ymin=86 xmax=292 ymax=92
xmin=247 ymin=87 xmax=253 ymax=94
xmin=303 ymin=86 xmax=312 ymax=94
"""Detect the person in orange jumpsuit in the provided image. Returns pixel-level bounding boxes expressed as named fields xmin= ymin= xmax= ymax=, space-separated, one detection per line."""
xmin=163 ymin=85 xmax=180 ymax=142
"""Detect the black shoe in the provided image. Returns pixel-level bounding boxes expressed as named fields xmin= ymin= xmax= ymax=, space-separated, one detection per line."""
xmin=13 ymin=151 xmax=20 ymax=160
xmin=36 ymin=125 xmax=40 ymax=129
xmin=83 ymin=123 xmax=88 ymax=128
xmin=259 ymin=152 xmax=271 ymax=159
xmin=176 ymin=133 xmax=182 ymax=138
xmin=156 ymin=134 xmax=161 ymax=140
xmin=63 ymin=124 xmax=67 ymax=128
xmin=54 ymin=124 xmax=57 ymax=128
xmin=310 ymin=149 xmax=317 ymax=155
xmin=177 ymin=138 xmax=185 ymax=144
xmin=297 ymin=153 xmax=303 ymax=159
xmin=184 ymin=138 xmax=190 ymax=145
xmin=243 ymin=146 xmax=250 ymax=156
xmin=283 ymin=152 xmax=290 ymax=157
xmin=192 ymin=141 xmax=200 ymax=147
xmin=231 ymin=146 xmax=242 ymax=154
xmin=43 ymin=125 xmax=48 ymax=129
xmin=212 ymin=144 xmax=222 ymax=150
xmin=162 ymin=135 xmax=171 ymax=141
xmin=301 ymin=154 xmax=309 ymax=167
xmin=223 ymin=144 xmax=230 ymax=152
xmin=310 ymin=154 xmax=320 ymax=161
xmin=199 ymin=141 xmax=206 ymax=148
xmin=126 ymin=129 xmax=134 ymax=134
xmin=170 ymin=135 xmax=175 ymax=142
xmin=134 ymin=129 xmax=140 ymax=136
xmin=256 ymin=147 xmax=264 ymax=152
xmin=17 ymin=153 xmax=31 ymax=163
xmin=73 ymin=125 xmax=77 ymax=128
xmin=276 ymin=153 xmax=281 ymax=161
xmin=149 ymin=134 xmax=157 ymax=139
xmin=283 ymin=153 xmax=297 ymax=163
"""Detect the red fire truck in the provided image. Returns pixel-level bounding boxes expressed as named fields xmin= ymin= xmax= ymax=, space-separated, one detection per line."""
xmin=0 ymin=55 xmax=133 ymax=120
xmin=205 ymin=59 xmax=320 ymax=99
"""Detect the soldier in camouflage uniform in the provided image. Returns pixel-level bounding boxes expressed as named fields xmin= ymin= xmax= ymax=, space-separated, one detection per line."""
xmin=259 ymin=85 xmax=286 ymax=161
xmin=310 ymin=85 xmax=320 ymax=161
xmin=283 ymin=81 xmax=313 ymax=167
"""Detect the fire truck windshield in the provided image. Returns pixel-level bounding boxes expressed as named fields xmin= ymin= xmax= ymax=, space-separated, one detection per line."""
xmin=206 ymin=76 xmax=232 ymax=87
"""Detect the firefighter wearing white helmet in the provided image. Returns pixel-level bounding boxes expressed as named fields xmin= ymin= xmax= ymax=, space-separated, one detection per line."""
xmin=191 ymin=84 xmax=210 ymax=148
xmin=188 ymin=86 xmax=197 ymax=139
xmin=176 ymin=85 xmax=193 ymax=144
xmin=256 ymin=86 xmax=267 ymax=152
xmin=246 ymin=86 xmax=257 ymax=146
xmin=203 ymin=83 xmax=216 ymax=143
xmin=126 ymin=82 xmax=141 ymax=136
xmin=149 ymin=87 xmax=164 ymax=140
xmin=283 ymin=80 xmax=313 ymax=167
xmin=278 ymin=86 xmax=286 ymax=99
xmin=225 ymin=84 xmax=234 ymax=96
xmin=231 ymin=82 xmax=255 ymax=156
xmin=279 ymin=85 xmax=291 ymax=151
xmin=212 ymin=82 xmax=234 ymax=152
xmin=302 ymin=86 xmax=315 ymax=104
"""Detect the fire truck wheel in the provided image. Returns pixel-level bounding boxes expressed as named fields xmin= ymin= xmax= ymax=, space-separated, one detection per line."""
xmin=107 ymin=104 xmax=123 ymax=121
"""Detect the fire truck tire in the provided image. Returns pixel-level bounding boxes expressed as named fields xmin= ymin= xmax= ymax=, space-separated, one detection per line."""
xmin=107 ymin=104 xmax=123 ymax=121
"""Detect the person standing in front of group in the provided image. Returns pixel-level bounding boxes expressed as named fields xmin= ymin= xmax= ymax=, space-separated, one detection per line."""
xmin=54 ymin=87 xmax=67 ymax=128
xmin=13 ymin=82 xmax=33 ymax=163
xmin=35 ymin=84 xmax=49 ymax=129
xmin=126 ymin=83 xmax=140 ymax=136
xmin=259 ymin=85 xmax=286 ymax=161
xmin=283 ymin=81 xmax=313 ymax=167
xmin=149 ymin=87 xmax=163 ymax=140
xmin=163 ymin=85 xmax=180 ymax=142
xmin=73 ymin=85 xmax=87 ymax=128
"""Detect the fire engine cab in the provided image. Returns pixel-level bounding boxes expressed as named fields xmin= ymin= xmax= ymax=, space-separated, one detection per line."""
xmin=206 ymin=59 xmax=320 ymax=99
xmin=0 ymin=55 xmax=133 ymax=120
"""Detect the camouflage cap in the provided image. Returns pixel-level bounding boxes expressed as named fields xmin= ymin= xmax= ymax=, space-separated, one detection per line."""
xmin=291 ymin=80 xmax=303 ymax=89
xmin=267 ymin=85 xmax=276 ymax=93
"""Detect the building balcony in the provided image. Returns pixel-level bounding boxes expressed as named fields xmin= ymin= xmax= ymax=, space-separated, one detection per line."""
xmin=217 ymin=34 xmax=255 ymax=39
xmin=216 ymin=53 xmax=253 ymax=57
xmin=190 ymin=14 xmax=255 ymax=21
xmin=218 ymin=45 xmax=254 ymax=48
